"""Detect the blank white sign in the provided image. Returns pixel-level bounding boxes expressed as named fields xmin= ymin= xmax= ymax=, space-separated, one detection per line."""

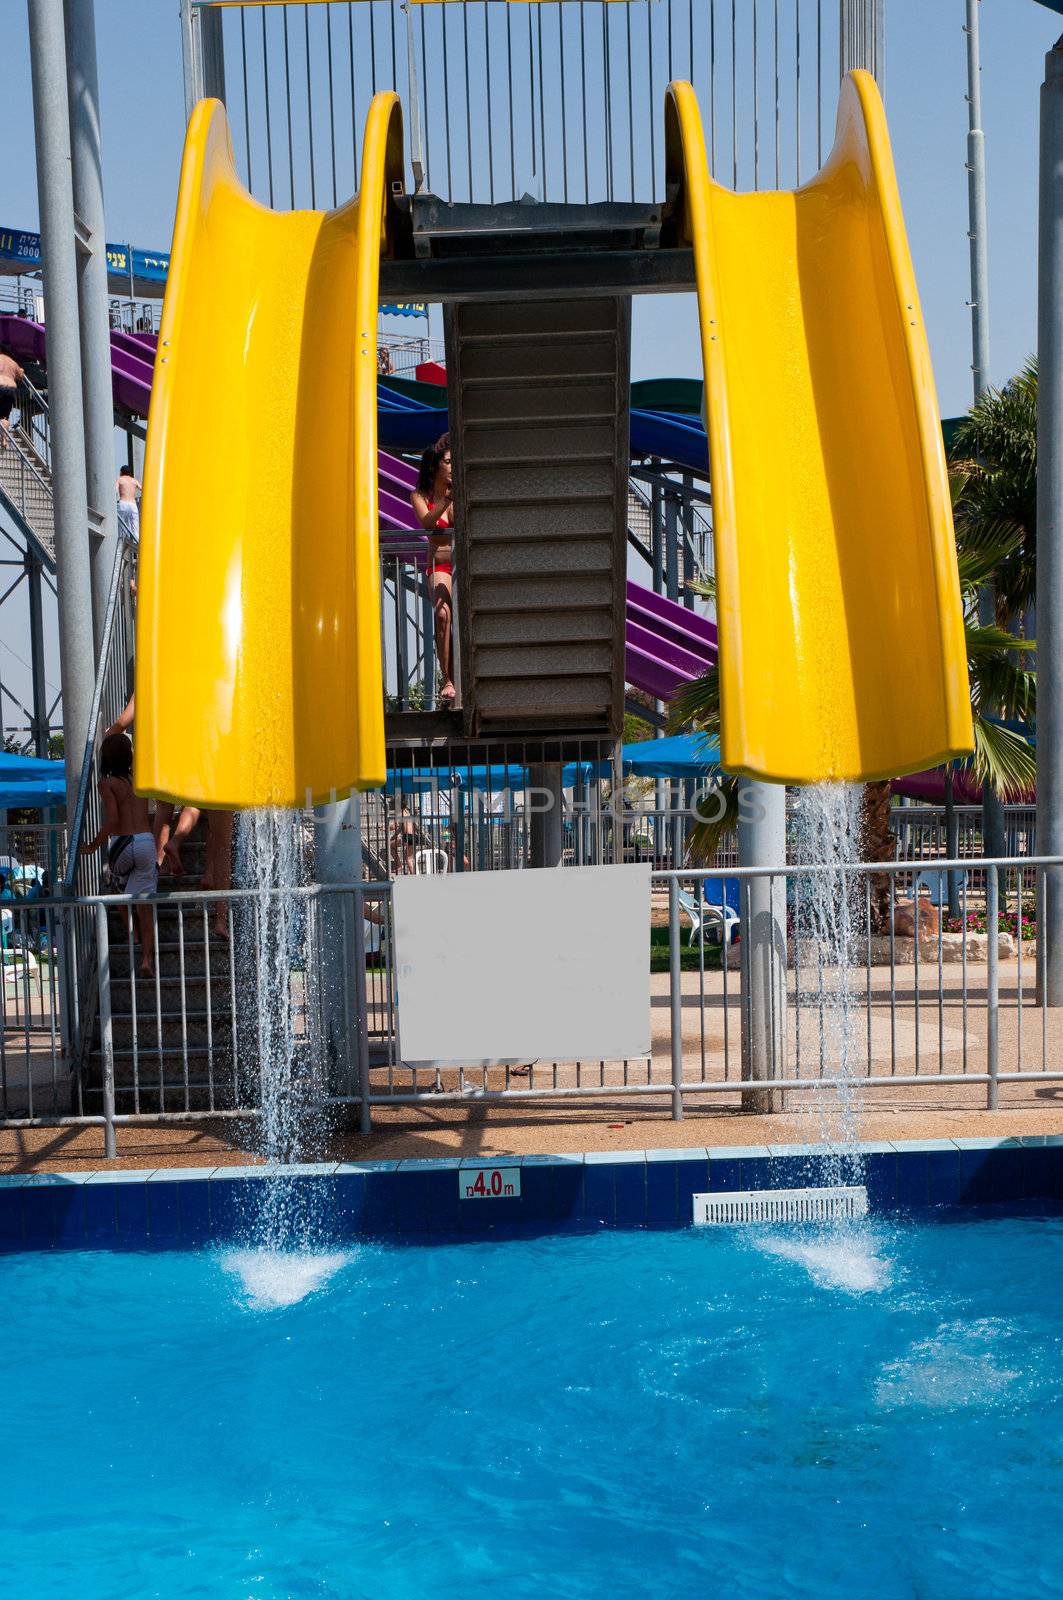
xmin=392 ymin=865 xmax=651 ymax=1064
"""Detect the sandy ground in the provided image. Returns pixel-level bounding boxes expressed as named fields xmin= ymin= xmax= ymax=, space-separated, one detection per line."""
xmin=3 ymin=1100 xmax=1063 ymax=1175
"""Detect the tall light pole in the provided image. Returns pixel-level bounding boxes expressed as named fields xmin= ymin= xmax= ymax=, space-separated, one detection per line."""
xmin=26 ymin=0 xmax=96 ymax=799
xmin=965 ymin=0 xmax=1006 ymax=863
xmin=64 ymin=0 xmax=119 ymax=645
xmin=1036 ymin=31 xmax=1063 ymax=1002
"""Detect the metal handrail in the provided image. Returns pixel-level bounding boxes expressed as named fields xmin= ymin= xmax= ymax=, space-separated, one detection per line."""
xmin=14 ymin=371 xmax=53 ymax=470
xmin=55 ymin=535 xmax=136 ymax=1093
xmin=62 ymin=536 xmax=135 ymax=894
xmin=2 ymin=422 xmax=52 ymax=503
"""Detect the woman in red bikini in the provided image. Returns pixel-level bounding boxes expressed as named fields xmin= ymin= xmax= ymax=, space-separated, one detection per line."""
xmin=412 ymin=432 xmax=456 ymax=703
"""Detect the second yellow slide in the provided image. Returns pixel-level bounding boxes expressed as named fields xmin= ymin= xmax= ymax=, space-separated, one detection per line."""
xmin=666 ymin=73 xmax=973 ymax=786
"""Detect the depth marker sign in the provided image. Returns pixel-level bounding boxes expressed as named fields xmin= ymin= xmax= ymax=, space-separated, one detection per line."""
xmin=460 ymin=1167 xmax=521 ymax=1200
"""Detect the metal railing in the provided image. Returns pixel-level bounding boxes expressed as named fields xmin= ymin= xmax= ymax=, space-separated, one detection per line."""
xmin=57 ymin=535 xmax=137 ymax=1085
xmin=378 ymin=333 xmax=446 ymax=376
xmin=5 ymin=852 xmax=1059 ymax=1149
xmin=108 ymin=298 xmax=163 ymax=335
xmin=11 ymin=373 xmax=53 ymax=477
xmin=212 ymin=0 xmax=840 ymax=209
xmin=892 ymin=804 xmax=1037 ymax=865
xmin=0 ymin=416 xmax=55 ymax=551
xmin=361 ymin=855 xmax=1059 ymax=1116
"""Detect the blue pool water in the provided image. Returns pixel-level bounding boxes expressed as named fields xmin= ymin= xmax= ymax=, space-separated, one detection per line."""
xmin=3 ymin=1216 xmax=1062 ymax=1600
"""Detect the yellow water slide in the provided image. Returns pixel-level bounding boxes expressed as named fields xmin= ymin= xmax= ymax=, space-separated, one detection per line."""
xmin=666 ymin=72 xmax=973 ymax=785
xmin=135 ymin=93 xmax=404 ymax=809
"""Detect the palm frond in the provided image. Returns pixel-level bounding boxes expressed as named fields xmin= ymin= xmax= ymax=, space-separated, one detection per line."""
xmin=970 ymin=658 xmax=1037 ymax=724
xmin=970 ymin=717 xmax=1037 ymax=800
xmin=685 ymin=775 xmax=740 ymax=864
xmin=667 ymin=668 xmax=721 ymax=738
xmin=685 ymin=574 xmax=717 ymax=604
xmin=965 ymin=624 xmax=1035 ymax=660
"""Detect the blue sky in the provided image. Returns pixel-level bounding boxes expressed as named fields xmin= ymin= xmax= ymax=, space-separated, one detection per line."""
xmin=3 ymin=0 xmax=1062 ymax=416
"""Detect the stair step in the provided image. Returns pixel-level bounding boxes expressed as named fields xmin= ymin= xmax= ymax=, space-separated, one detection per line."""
xmin=109 ymin=1012 xmax=237 ymax=1049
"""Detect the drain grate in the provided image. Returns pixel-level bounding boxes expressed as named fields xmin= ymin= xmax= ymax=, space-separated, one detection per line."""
xmin=692 ymin=1186 xmax=869 ymax=1226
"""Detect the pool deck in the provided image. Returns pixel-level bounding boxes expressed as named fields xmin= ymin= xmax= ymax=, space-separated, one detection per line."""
xmin=3 ymin=1103 xmax=1063 ymax=1174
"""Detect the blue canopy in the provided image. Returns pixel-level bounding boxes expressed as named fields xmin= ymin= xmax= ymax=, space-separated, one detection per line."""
xmin=619 ymin=733 xmax=719 ymax=779
xmin=384 ymin=733 xmax=720 ymax=794
xmin=0 ymin=751 xmax=66 ymax=810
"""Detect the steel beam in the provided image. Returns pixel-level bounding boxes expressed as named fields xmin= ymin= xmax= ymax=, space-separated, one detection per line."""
xmin=379 ymin=248 xmax=696 ymax=304
xmin=1037 ymin=34 xmax=1063 ymax=1003
xmin=64 ymin=0 xmax=118 ymax=644
xmin=27 ymin=0 xmax=96 ymax=799
xmin=26 ymin=555 xmax=50 ymax=757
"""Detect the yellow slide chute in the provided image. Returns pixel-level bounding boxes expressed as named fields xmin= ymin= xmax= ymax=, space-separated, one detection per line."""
xmin=135 ymin=93 xmax=403 ymax=809
xmin=667 ymin=72 xmax=973 ymax=785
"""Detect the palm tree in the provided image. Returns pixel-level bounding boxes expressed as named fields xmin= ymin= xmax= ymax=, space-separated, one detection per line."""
xmin=950 ymin=362 xmax=1037 ymax=863
xmin=950 ymin=360 xmax=1036 ymax=624
xmin=669 ymin=524 xmax=1035 ymax=924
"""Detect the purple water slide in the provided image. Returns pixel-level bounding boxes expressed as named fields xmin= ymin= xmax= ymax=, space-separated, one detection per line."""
xmin=624 ymin=580 xmax=717 ymax=703
xmin=3 ymin=310 xmax=716 ymax=699
xmin=0 ymin=314 xmax=155 ymax=415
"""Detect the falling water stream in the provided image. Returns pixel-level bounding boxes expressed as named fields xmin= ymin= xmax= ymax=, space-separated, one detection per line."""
xmin=224 ymin=789 xmax=877 ymax=1292
xmin=791 ymin=781 xmax=867 ymax=1185
xmin=233 ymin=808 xmax=326 ymax=1254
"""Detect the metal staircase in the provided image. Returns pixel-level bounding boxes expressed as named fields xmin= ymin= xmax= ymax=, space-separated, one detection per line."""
xmin=85 ymin=822 xmax=243 ymax=1114
xmin=447 ymin=296 xmax=631 ymax=739
xmin=0 ymin=379 xmax=57 ymax=567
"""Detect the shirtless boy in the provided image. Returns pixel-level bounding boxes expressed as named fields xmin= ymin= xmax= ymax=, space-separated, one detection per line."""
xmin=117 ymin=465 xmax=142 ymax=541
xmin=81 ymin=732 xmax=158 ymax=976
xmin=0 ymin=345 xmax=25 ymax=451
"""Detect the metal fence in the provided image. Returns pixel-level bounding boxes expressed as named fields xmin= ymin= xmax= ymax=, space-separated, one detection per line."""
xmin=57 ymin=535 xmax=137 ymax=1087
xmin=206 ymin=0 xmax=842 ymax=210
xmin=892 ymin=805 xmax=1037 ymax=865
xmin=3 ymin=853 xmax=1060 ymax=1149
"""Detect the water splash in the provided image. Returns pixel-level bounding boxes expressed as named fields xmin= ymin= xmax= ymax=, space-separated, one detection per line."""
xmin=756 ymin=1227 xmax=892 ymax=1294
xmin=792 ymin=782 xmax=866 ymax=1181
xmin=874 ymin=1319 xmax=1022 ymax=1410
xmin=220 ymin=1248 xmax=352 ymax=1310
xmin=235 ymin=809 xmax=325 ymax=1250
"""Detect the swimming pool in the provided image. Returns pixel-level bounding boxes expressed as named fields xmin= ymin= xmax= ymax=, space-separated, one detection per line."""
xmin=4 ymin=1215 xmax=1061 ymax=1599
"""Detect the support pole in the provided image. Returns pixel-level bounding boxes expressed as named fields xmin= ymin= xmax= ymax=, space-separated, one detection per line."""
xmin=421 ymin=583 xmax=436 ymax=710
xmin=965 ymin=0 xmax=1006 ymax=860
xmin=668 ymin=879 xmax=684 ymax=1120
xmin=1037 ymin=35 xmax=1063 ymax=1004
xmin=840 ymin=0 xmax=884 ymax=86
xmin=27 ymin=0 xmax=96 ymax=802
xmin=314 ymin=796 xmax=371 ymax=1133
xmin=529 ymin=764 xmax=563 ymax=868
xmin=965 ymin=0 xmax=990 ymax=400
xmin=179 ymin=0 xmax=226 ymax=116
xmin=94 ymin=901 xmax=116 ymax=1158
xmin=738 ymin=781 xmax=786 ymax=1112
xmin=986 ymin=864 xmax=999 ymax=1107
xmin=64 ymin=0 xmax=118 ymax=645
xmin=26 ymin=556 xmax=50 ymax=757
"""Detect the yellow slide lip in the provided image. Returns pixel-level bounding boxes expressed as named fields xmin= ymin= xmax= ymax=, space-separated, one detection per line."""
xmin=135 ymin=92 xmax=403 ymax=809
xmin=665 ymin=74 xmax=974 ymax=787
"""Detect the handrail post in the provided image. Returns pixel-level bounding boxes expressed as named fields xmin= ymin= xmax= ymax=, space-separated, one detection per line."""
xmin=1037 ymin=33 xmax=1063 ymax=1003
xmin=986 ymin=863 xmax=999 ymax=1110
xmin=351 ymin=884 xmax=373 ymax=1136
xmin=669 ymin=878 xmax=684 ymax=1120
xmin=94 ymin=900 xmax=116 ymax=1158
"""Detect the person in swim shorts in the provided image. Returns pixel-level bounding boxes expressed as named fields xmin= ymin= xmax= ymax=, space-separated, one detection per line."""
xmin=81 ymin=731 xmax=157 ymax=976
xmin=116 ymin=464 xmax=141 ymax=541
